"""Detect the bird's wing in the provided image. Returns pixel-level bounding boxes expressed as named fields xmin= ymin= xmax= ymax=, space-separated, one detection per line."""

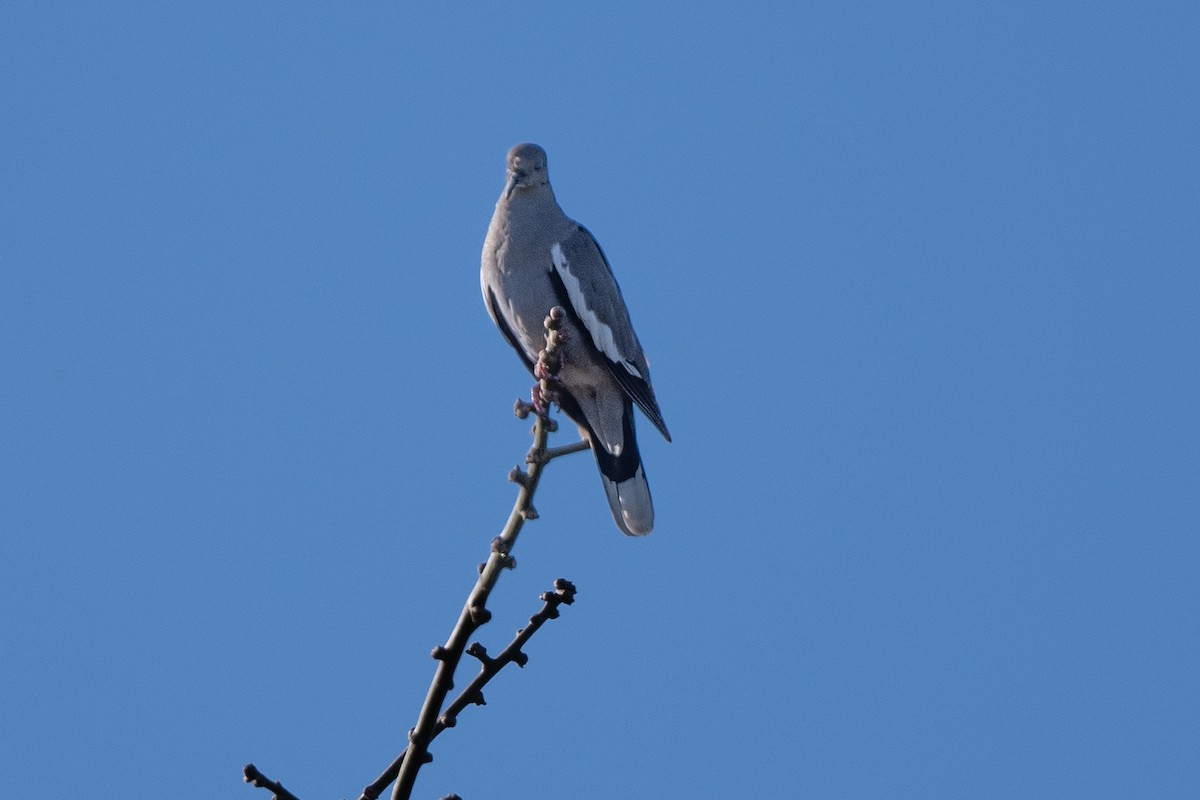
xmin=549 ymin=225 xmax=671 ymax=441
xmin=484 ymin=284 xmax=536 ymax=372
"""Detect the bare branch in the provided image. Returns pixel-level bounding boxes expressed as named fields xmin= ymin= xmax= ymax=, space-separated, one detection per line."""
xmin=358 ymin=580 xmax=577 ymax=800
xmin=246 ymin=307 xmax=585 ymax=800
xmin=540 ymin=439 xmax=592 ymax=463
xmin=243 ymin=764 xmax=300 ymax=800
xmin=388 ymin=308 xmax=578 ymax=800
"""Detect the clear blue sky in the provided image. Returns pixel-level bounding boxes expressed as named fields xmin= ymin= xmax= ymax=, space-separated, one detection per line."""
xmin=2 ymin=2 xmax=1197 ymax=798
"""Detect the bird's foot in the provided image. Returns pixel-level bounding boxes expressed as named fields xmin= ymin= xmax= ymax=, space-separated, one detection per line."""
xmin=533 ymin=353 xmax=560 ymax=382
xmin=529 ymin=383 xmax=559 ymax=429
xmin=530 ymin=382 xmax=549 ymax=415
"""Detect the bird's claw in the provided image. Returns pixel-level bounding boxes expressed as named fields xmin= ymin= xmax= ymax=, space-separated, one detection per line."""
xmin=530 ymin=383 xmax=548 ymax=416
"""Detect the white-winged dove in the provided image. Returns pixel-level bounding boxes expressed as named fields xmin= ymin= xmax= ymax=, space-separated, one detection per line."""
xmin=481 ymin=143 xmax=670 ymax=535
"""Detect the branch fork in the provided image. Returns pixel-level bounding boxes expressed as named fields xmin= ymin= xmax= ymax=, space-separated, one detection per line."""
xmin=246 ymin=307 xmax=589 ymax=800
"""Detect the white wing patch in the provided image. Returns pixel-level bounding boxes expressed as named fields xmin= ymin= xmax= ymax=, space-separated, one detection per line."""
xmin=550 ymin=242 xmax=644 ymax=380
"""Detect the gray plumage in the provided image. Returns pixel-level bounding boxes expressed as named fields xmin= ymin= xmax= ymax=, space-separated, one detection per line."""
xmin=481 ymin=143 xmax=670 ymax=536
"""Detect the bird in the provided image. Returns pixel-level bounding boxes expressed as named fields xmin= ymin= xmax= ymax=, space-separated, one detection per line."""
xmin=481 ymin=143 xmax=671 ymax=536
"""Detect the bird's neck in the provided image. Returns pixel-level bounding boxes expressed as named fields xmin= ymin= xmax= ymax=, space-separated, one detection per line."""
xmin=502 ymin=190 xmax=564 ymax=238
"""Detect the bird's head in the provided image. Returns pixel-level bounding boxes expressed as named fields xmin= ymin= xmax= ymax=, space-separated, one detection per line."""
xmin=504 ymin=142 xmax=550 ymax=199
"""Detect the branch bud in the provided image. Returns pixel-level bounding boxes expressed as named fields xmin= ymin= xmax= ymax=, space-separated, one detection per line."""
xmin=467 ymin=642 xmax=494 ymax=667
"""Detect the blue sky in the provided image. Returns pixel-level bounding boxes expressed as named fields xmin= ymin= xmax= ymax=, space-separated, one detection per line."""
xmin=2 ymin=2 xmax=1197 ymax=798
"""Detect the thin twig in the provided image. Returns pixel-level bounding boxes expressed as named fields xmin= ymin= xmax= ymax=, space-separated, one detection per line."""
xmin=541 ymin=439 xmax=592 ymax=462
xmin=444 ymin=577 xmax=577 ymax=728
xmin=388 ymin=308 xmax=575 ymax=800
xmin=246 ymin=308 xmax=583 ymax=800
xmin=358 ymin=579 xmax=576 ymax=800
xmin=243 ymin=764 xmax=301 ymax=800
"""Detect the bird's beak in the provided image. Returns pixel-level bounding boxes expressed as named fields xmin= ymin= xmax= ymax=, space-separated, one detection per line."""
xmin=504 ymin=169 xmax=523 ymax=199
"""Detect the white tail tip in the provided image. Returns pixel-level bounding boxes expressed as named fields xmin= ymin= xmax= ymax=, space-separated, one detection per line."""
xmin=601 ymin=466 xmax=654 ymax=536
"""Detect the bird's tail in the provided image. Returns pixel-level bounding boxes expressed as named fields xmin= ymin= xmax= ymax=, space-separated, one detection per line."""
xmin=590 ymin=406 xmax=654 ymax=536
xmin=558 ymin=393 xmax=655 ymax=536
xmin=599 ymin=460 xmax=654 ymax=536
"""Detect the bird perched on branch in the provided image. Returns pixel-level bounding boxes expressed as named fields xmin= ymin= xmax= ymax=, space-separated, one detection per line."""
xmin=481 ymin=143 xmax=671 ymax=536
